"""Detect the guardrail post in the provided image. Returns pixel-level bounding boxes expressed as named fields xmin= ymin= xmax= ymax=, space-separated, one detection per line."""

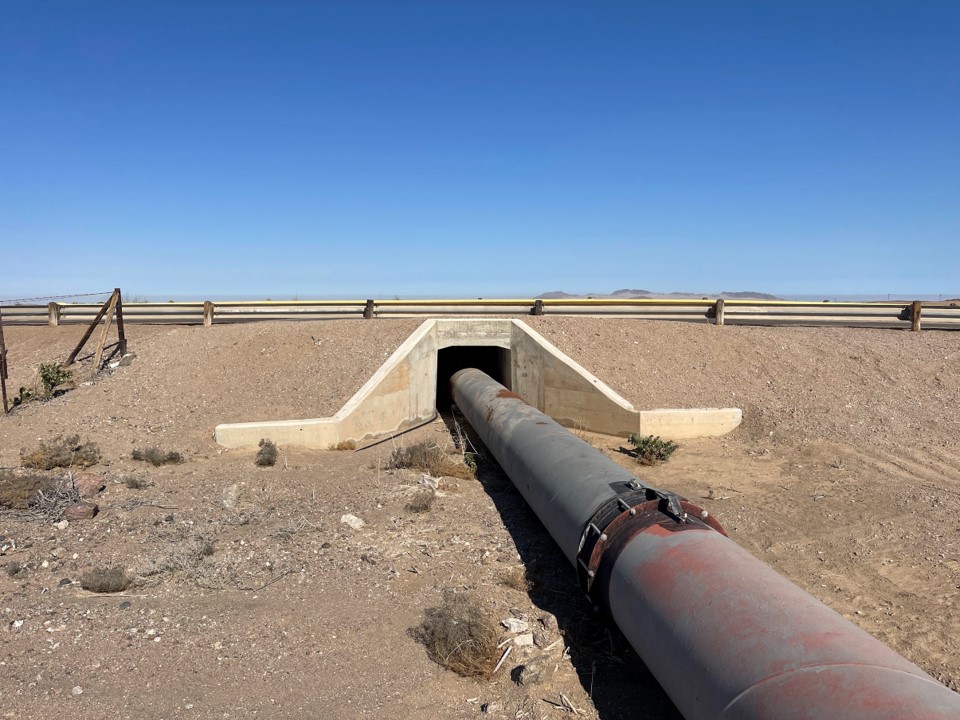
xmin=48 ymin=302 xmax=60 ymax=327
xmin=910 ymin=301 xmax=922 ymax=332
xmin=713 ymin=298 xmax=725 ymax=326
xmin=363 ymin=299 xmax=375 ymax=319
xmin=532 ymin=299 xmax=544 ymax=316
xmin=203 ymin=301 xmax=215 ymax=327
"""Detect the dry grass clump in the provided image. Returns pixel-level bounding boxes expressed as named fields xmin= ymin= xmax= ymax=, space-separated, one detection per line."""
xmin=139 ymin=534 xmax=215 ymax=579
xmin=499 ymin=566 xmax=533 ymax=592
xmin=334 ymin=440 xmax=357 ymax=451
xmin=80 ymin=566 xmax=131 ymax=593
xmin=132 ymin=447 xmax=183 ymax=466
xmin=405 ymin=489 xmax=436 ymax=514
xmin=0 ymin=471 xmax=58 ymax=509
xmin=20 ymin=435 xmax=100 ymax=470
xmin=414 ymin=591 xmax=500 ymax=677
xmin=255 ymin=439 xmax=279 ymax=467
xmin=389 ymin=441 xmax=474 ymax=480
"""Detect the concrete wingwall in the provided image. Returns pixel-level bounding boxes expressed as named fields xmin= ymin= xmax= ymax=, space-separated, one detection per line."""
xmin=214 ymin=318 xmax=741 ymax=450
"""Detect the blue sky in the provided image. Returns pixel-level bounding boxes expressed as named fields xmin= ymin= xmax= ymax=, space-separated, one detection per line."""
xmin=1 ymin=1 xmax=957 ymax=299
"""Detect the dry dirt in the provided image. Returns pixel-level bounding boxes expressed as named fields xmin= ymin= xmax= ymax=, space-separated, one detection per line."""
xmin=1 ymin=318 xmax=958 ymax=719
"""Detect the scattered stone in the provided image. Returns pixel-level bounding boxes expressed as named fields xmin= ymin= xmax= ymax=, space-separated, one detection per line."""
xmin=54 ymin=520 xmax=70 ymax=530
xmin=513 ymin=633 xmax=535 ymax=647
xmin=500 ymin=618 xmax=529 ymax=633
xmin=539 ymin=614 xmax=559 ymax=633
xmin=63 ymin=502 xmax=99 ymax=521
xmin=533 ymin=628 xmax=550 ymax=647
xmin=221 ymin=484 xmax=242 ymax=509
xmin=513 ymin=656 xmax=553 ymax=686
xmin=119 ymin=601 xmax=132 ymax=610
xmin=321 ymin=542 xmax=331 ymax=549
xmin=58 ymin=578 xmax=72 ymax=587
xmin=71 ymin=686 xmax=83 ymax=696
xmin=340 ymin=514 xmax=365 ymax=530
xmin=72 ymin=473 xmax=105 ymax=499
xmin=164 ymin=514 xmax=175 ymax=523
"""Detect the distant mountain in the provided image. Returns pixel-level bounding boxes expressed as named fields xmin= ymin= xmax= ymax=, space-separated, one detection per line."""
xmin=720 ymin=291 xmax=781 ymax=300
xmin=609 ymin=288 xmax=654 ymax=298
xmin=536 ymin=290 xmax=577 ymax=299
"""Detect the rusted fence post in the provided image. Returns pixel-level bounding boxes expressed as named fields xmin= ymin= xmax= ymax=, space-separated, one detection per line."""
xmin=203 ymin=301 xmax=215 ymax=327
xmin=48 ymin=302 xmax=60 ymax=327
xmin=714 ymin=298 xmax=725 ymax=326
xmin=363 ymin=299 xmax=375 ymax=319
xmin=911 ymin=301 xmax=922 ymax=332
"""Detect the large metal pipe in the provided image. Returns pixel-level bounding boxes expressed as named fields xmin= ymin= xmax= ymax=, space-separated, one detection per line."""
xmin=450 ymin=368 xmax=960 ymax=720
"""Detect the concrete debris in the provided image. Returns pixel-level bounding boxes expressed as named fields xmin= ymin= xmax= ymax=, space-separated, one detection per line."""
xmin=340 ymin=514 xmax=366 ymax=530
xmin=500 ymin=618 xmax=529 ymax=633
xmin=513 ymin=633 xmax=535 ymax=647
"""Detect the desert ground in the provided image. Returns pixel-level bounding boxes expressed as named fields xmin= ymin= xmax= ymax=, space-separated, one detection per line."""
xmin=1 ymin=317 xmax=958 ymax=719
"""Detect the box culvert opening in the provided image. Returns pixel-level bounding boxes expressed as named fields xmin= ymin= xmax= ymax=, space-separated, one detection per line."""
xmin=436 ymin=346 xmax=510 ymax=411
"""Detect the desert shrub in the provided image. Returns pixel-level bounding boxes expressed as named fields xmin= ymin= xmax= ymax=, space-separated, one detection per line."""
xmin=499 ymin=566 xmax=532 ymax=592
xmin=414 ymin=592 xmax=499 ymax=677
xmin=255 ymin=439 xmax=278 ymax=467
xmin=131 ymin=447 xmax=183 ymax=466
xmin=388 ymin=441 xmax=474 ymax=480
xmin=0 ymin=471 xmax=58 ymax=509
xmin=627 ymin=434 xmax=679 ymax=465
xmin=38 ymin=363 xmax=72 ymax=396
xmin=405 ymin=489 xmax=436 ymax=514
xmin=334 ymin=440 xmax=357 ymax=451
xmin=12 ymin=386 xmax=37 ymax=407
xmin=20 ymin=435 xmax=100 ymax=470
xmin=80 ymin=566 xmax=131 ymax=593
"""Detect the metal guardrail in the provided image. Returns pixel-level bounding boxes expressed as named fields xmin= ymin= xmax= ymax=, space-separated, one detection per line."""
xmin=2 ymin=298 xmax=958 ymax=330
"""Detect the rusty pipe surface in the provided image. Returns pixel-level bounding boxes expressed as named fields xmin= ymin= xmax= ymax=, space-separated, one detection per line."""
xmin=450 ymin=368 xmax=960 ymax=720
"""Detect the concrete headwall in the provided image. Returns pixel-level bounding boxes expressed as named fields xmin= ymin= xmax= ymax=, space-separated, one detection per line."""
xmin=214 ymin=318 xmax=742 ymax=450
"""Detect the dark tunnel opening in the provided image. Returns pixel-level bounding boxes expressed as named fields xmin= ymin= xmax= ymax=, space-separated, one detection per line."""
xmin=435 ymin=345 xmax=510 ymax=412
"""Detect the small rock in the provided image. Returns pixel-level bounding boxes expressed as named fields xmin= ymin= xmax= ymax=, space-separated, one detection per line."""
xmin=481 ymin=701 xmax=500 ymax=714
xmin=533 ymin=629 xmax=550 ymax=647
xmin=500 ymin=618 xmax=529 ymax=633
xmin=513 ymin=633 xmax=535 ymax=647
xmin=72 ymin=473 xmax=105 ymax=499
xmin=71 ymin=686 xmax=83 ymax=696
xmin=54 ymin=520 xmax=70 ymax=530
xmin=514 ymin=657 xmax=553 ymax=686
xmin=539 ymin=614 xmax=559 ymax=633
xmin=340 ymin=514 xmax=365 ymax=530
xmin=119 ymin=601 xmax=132 ymax=610
xmin=58 ymin=578 xmax=72 ymax=587
xmin=321 ymin=542 xmax=331 ymax=549
xmin=63 ymin=502 xmax=99 ymax=521
xmin=221 ymin=484 xmax=242 ymax=509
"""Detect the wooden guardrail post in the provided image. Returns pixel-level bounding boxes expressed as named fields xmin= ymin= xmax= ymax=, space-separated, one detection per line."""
xmin=114 ymin=289 xmax=127 ymax=355
xmin=532 ymin=299 xmax=544 ymax=316
xmin=910 ymin=301 xmax=922 ymax=332
xmin=713 ymin=298 xmax=725 ymax=327
xmin=203 ymin=301 xmax=215 ymax=327
xmin=0 ymin=307 xmax=8 ymax=413
xmin=363 ymin=299 xmax=375 ymax=319
xmin=48 ymin=302 xmax=60 ymax=327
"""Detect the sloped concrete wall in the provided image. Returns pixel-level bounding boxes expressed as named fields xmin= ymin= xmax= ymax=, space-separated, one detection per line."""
xmin=214 ymin=318 xmax=741 ymax=450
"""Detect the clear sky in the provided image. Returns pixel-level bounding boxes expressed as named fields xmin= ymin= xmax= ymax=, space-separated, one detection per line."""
xmin=1 ymin=1 xmax=957 ymax=299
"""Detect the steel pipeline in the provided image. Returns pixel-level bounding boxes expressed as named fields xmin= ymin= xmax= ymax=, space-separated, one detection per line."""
xmin=450 ymin=367 xmax=960 ymax=720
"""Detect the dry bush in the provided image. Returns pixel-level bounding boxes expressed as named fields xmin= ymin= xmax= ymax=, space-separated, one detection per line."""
xmin=334 ymin=440 xmax=357 ymax=451
xmin=499 ymin=566 xmax=533 ymax=592
xmin=80 ymin=567 xmax=130 ymax=593
xmin=132 ymin=447 xmax=183 ymax=466
xmin=389 ymin=441 xmax=474 ymax=480
xmin=139 ymin=534 xmax=215 ymax=579
xmin=20 ymin=435 xmax=100 ymax=470
xmin=414 ymin=591 xmax=500 ymax=677
xmin=255 ymin=439 xmax=278 ymax=467
xmin=0 ymin=471 xmax=57 ymax=509
xmin=405 ymin=489 xmax=436 ymax=514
